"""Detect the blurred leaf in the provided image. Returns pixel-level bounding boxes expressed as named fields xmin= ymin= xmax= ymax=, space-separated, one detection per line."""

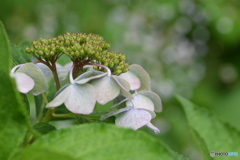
xmin=33 ymin=122 xmax=56 ymax=135
xmin=0 ymin=21 xmax=28 ymax=160
xmin=176 ymin=95 xmax=240 ymax=159
xmin=22 ymin=93 xmax=30 ymax=114
xmin=9 ymin=147 xmax=77 ymax=160
xmin=32 ymin=123 xmax=186 ymax=160
xmin=193 ymin=83 xmax=240 ymax=131
xmin=11 ymin=44 xmax=32 ymax=65
xmin=34 ymin=94 xmax=43 ymax=118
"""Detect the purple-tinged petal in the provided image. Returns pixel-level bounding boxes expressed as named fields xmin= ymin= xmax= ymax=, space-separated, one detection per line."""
xmin=14 ymin=72 xmax=34 ymax=93
xmin=129 ymin=64 xmax=151 ymax=91
xmin=46 ymin=85 xmax=70 ymax=108
xmin=146 ymin=123 xmax=160 ymax=134
xmin=126 ymin=94 xmax=154 ymax=112
xmin=112 ymin=76 xmax=133 ymax=100
xmin=65 ymin=84 xmax=96 ymax=114
xmin=139 ymin=90 xmax=162 ymax=112
xmin=119 ymin=71 xmax=141 ymax=90
xmin=115 ymin=109 xmax=152 ymax=130
xmin=91 ymin=76 xmax=120 ymax=105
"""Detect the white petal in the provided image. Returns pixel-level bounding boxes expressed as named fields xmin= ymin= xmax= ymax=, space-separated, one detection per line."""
xmin=36 ymin=63 xmax=53 ymax=81
xmin=126 ymin=94 xmax=154 ymax=112
xmin=115 ymin=109 xmax=152 ymax=130
xmin=100 ymin=107 xmax=132 ymax=120
xmin=146 ymin=123 xmax=160 ymax=134
xmin=91 ymin=76 xmax=120 ymax=105
xmin=56 ymin=63 xmax=71 ymax=84
xmin=129 ymin=64 xmax=151 ymax=91
xmin=75 ymin=71 xmax=107 ymax=84
xmin=65 ymin=84 xmax=96 ymax=114
xmin=139 ymin=91 xmax=162 ymax=112
xmin=112 ymin=76 xmax=133 ymax=100
xmin=14 ymin=72 xmax=34 ymax=93
xmin=46 ymin=85 xmax=70 ymax=108
xmin=17 ymin=63 xmax=48 ymax=95
xmin=119 ymin=71 xmax=141 ymax=90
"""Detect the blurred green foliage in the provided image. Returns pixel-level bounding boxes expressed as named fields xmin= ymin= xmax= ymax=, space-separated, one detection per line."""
xmin=1 ymin=0 xmax=240 ymax=159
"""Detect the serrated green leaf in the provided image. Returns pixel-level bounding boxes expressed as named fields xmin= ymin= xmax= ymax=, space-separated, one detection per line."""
xmin=11 ymin=44 xmax=32 ymax=65
xmin=176 ymin=95 xmax=240 ymax=160
xmin=9 ymin=147 xmax=77 ymax=160
xmin=0 ymin=21 xmax=28 ymax=160
xmin=33 ymin=122 xmax=56 ymax=135
xmin=32 ymin=123 xmax=186 ymax=160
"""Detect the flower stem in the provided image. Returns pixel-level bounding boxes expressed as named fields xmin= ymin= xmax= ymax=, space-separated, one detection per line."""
xmin=51 ymin=62 xmax=61 ymax=90
xmin=52 ymin=113 xmax=76 ymax=119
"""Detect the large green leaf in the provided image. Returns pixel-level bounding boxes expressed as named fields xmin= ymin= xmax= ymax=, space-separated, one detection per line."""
xmin=176 ymin=95 xmax=240 ymax=159
xmin=32 ymin=123 xmax=185 ymax=160
xmin=9 ymin=147 xmax=77 ymax=160
xmin=0 ymin=22 xmax=28 ymax=159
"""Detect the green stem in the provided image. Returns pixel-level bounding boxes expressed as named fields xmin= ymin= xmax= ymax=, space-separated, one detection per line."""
xmin=37 ymin=93 xmax=48 ymax=122
xmin=41 ymin=60 xmax=61 ymax=123
xmin=52 ymin=113 xmax=76 ymax=119
xmin=51 ymin=62 xmax=61 ymax=90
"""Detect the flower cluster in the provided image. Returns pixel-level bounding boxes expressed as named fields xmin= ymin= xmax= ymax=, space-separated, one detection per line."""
xmin=11 ymin=32 xmax=162 ymax=133
xmin=25 ymin=32 xmax=128 ymax=75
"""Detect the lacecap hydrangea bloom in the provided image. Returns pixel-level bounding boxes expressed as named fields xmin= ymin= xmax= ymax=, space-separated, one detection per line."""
xmin=10 ymin=32 xmax=162 ymax=133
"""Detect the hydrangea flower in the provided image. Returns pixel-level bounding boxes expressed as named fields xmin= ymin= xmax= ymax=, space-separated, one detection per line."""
xmin=100 ymin=91 xmax=162 ymax=133
xmin=100 ymin=64 xmax=162 ymax=133
xmin=46 ymin=68 xmax=107 ymax=114
xmin=11 ymin=63 xmax=48 ymax=95
xmin=90 ymin=65 xmax=133 ymax=105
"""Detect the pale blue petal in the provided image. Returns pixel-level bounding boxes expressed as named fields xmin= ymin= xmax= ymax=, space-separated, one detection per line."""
xmin=112 ymin=76 xmax=133 ymax=100
xmin=46 ymin=85 xmax=70 ymax=108
xmin=115 ymin=109 xmax=152 ymax=130
xmin=91 ymin=76 xmax=120 ymax=105
xmin=75 ymin=71 xmax=107 ymax=84
xmin=139 ymin=90 xmax=162 ymax=112
xmin=65 ymin=84 xmax=96 ymax=114
xmin=146 ymin=123 xmax=160 ymax=134
xmin=36 ymin=63 xmax=53 ymax=81
xmin=126 ymin=94 xmax=154 ymax=112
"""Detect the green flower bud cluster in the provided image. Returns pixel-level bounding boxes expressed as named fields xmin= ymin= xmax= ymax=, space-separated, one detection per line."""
xmin=25 ymin=32 xmax=129 ymax=74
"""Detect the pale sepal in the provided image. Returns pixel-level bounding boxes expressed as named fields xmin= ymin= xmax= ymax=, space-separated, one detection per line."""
xmin=119 ymin=71 xmax=141 ymax=90
xmin=139 ymin=90 xmax=162 ymax=112
xmin=17 ymin=63 xmax=48 ymax=95
xmin=13 ymin=72 xmax=34 ymax=93
xmin=129 ymin=64 xmax=151 ymax=91
xmin=126 ymin=94 xmax=154 ymax=112
xmin=115 ymin=109 xmax=152 ymax=130
xmin=91 ymin=76 xmax=120 ymax=105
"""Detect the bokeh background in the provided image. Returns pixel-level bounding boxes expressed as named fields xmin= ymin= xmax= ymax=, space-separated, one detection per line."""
xmin=1 ymin=0 xmax=240 ymax=159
